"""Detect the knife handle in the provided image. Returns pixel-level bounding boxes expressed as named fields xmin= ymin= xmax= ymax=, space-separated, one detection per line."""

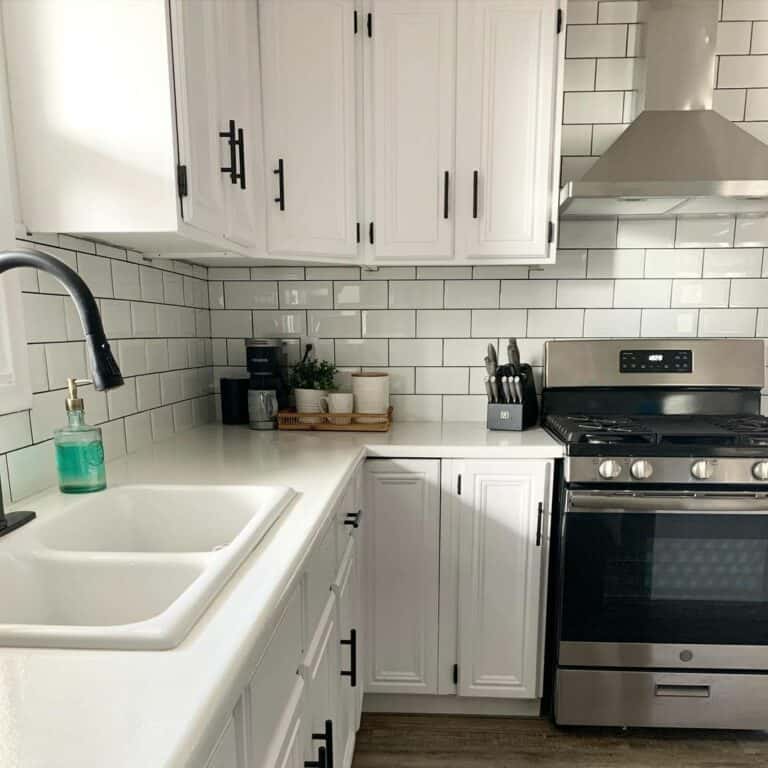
xmin=501 ymin=376 xmax=512 ymax=404
xmin=490 ymin=376 xmax=500 ymax=404
xmin=484 ymin=376 xmax=493 ymax=403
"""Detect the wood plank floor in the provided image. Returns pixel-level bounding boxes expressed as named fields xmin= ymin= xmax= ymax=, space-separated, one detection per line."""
xmin=351 ymin=714 xmax=768 ymax=768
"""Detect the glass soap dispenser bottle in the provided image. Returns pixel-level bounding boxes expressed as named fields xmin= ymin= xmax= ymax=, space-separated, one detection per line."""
xmin=54 ymin=377 xmax=107 ymax=493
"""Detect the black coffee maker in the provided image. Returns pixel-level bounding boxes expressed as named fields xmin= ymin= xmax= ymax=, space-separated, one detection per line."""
xmin=246 ymin=338 xmax=289 ymax=413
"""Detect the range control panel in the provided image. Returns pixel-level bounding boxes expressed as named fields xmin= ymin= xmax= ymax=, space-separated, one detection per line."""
xmin=620 ymin=349 xmax=692 ymax=373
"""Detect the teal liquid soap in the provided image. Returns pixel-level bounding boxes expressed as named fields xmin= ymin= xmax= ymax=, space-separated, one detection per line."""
xmin=54 ymin=380 xmax=107 ymax=494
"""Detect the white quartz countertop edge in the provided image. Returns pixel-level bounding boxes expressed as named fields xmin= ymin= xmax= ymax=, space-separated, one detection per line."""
xmin=0 ymin=423 xmax=563 ymax=768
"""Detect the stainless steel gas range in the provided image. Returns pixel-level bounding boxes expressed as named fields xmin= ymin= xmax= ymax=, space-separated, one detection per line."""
xmin=542 ymin=338 xmax=768 ymax=730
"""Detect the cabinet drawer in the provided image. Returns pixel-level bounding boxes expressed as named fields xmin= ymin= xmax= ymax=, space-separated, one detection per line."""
xmin=248 ymin=586 xmax=303 ymax=764
xmin=303 ymin=521 xmax=337 ymax=652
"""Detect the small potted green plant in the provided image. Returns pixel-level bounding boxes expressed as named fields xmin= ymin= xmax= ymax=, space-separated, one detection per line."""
xmin=290 ymin=358 xmax=338 ymax=422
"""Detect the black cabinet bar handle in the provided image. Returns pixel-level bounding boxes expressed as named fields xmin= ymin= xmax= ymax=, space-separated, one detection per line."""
xmin=219 ymin=119 xmax=238 ymax=184
xmin=472 ymin=170 xmax=479 ymax=219
xmin=312 ymin=721 xmax=333 ymax=768
xmin=304 ymin=745 xmax=326 ymax=768
xmin=536 ymin=502 xmax=543 ymax=546
xmin=367 ymin=11 xmax=372 ymax=37
xmin=274 ymin=158 xmax=285 ymax=210
xmin=443 ymin=170 xmax=449 ymax=219
xmin=343 ymin=510 xmax=362 ymax=528
xmin=236 ymin=127 xmax=246 ymax=190
xmin=369 ymin=221 xmax=374 ymax=245
xmin=341 ymin=628 xmax=358 ymax=687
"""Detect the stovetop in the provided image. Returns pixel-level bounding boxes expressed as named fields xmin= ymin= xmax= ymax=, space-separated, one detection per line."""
xmin=544 ymin=413 xmax=768 ymax=457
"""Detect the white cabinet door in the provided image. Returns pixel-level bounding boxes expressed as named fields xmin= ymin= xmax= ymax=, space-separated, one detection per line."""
xmin=452 ymin=460 xmax=552 ymax=698
xmin=303 ymin=595 xmax=341 ymax=768
xmin=260 ymin=0 xmax=359 ymax=259
xmin=455 ymin=0 xmax=561 ymax=261
xmin=172 ymin=0 xmax=228 ymax=236
xmin=363 ymin=459 xmax=440 ymax=694
xmin=367 ymin=0 xmax=456 ymax=261
xmin=204 ymin=698 xmax=246 ymax=768
xmin=273 ymin=679 xmax=308 ymax=768
xmin=217 ymin=0 xmax=266 ymax=250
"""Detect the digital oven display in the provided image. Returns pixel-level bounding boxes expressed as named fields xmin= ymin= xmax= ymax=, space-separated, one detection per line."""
xmin=620 ymin=349 xmax=692 ymax=373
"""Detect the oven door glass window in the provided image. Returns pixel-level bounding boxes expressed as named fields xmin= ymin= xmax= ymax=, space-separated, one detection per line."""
xmin=561 ymin=512 xmax=768 ymax=645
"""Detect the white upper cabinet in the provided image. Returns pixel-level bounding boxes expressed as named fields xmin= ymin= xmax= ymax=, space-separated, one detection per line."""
xmin=455 ymin=0 xmax=562 ymax=262
xmin=366 ymin=0 xmax=456 ymax=261
xmin=453 ymin=460 xmax=552 ymax=699
xmin=260 ymin=0 xmax=360 ymax=259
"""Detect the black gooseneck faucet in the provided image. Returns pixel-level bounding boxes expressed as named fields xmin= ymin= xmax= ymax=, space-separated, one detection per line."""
xmin=0 ymin=247 xmax=124 ymax=537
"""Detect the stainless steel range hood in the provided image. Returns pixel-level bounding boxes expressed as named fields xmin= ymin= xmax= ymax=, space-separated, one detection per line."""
xmin=559 ymin=0 xmax=768 ymax=219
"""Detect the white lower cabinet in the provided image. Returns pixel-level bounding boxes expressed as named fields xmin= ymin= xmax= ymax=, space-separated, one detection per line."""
xmin=363 ymin=459 xmax=441 ymax=694
xmin=205 ymin=700 xmax=247 ymax=768
xmin=363 ymin=457 xmax=553 ymax=703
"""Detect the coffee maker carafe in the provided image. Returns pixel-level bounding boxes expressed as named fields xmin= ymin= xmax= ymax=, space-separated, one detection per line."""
xmin=246 ymin=339 xmax=288 ymax=430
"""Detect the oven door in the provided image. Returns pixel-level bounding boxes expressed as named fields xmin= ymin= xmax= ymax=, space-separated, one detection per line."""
xmin=559 ymin=490 xmax=768 ymax=670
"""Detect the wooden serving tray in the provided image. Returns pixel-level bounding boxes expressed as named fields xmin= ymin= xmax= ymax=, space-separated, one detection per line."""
xmin=277 ymin=407 xmax=393 ymax=432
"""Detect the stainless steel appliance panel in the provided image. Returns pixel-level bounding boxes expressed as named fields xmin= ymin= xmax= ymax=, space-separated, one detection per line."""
xmin=556 ymin=669 xmax=768 ymax=729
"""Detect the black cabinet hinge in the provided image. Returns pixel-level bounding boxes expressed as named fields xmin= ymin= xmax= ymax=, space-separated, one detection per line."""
xmin=356 ymin=222 xmax=361 ymax=244
xmin=457 ymin=474 xmax=462 ymax=496
xmin=177 ymin=164 xmax=188 ymax=198
xmin=556 ymin=8 xmax=563 ymax=34
xmin=367 ymin=11 xmax=372 ymax=37
xmin=369 ymin=221 xmax=375 ymax=245
xmin=453 ymin=664 xmax=458 ymax=685
xmin=548 ymin=221 xmax=555 ymax=243
xmin=354 ymin=10 xmax=358 ymax=34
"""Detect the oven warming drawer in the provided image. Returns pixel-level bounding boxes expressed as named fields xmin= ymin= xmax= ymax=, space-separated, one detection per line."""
xmin=559 ymin=641 xmax=768 ymax=670
xmin=556 ymin=669 xmax=768 ymax=729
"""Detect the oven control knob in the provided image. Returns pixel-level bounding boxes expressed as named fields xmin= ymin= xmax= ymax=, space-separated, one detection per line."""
xmin=691 ymin=460 xmax=715 ymax=480
xmin=598 ymin=460 xmax=622 ymax=479
xmin=630 ymin=460 xmax=654 ymax=480
xmin=753 ymin=461 xmax=768 ymax=481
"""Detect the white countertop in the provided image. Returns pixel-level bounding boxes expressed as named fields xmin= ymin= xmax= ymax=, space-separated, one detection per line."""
xmin=1 ymin=423 xmax=562 ymax=768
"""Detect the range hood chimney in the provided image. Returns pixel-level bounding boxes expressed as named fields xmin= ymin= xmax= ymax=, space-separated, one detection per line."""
xmin=560 ymin=0 xmax=768 ymax=219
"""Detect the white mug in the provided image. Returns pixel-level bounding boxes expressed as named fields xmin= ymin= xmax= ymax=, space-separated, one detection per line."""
xmin=321 ymin=392 xmax=354 ymax=425
xmin=294 ymin=388 xmax=327 ymax=423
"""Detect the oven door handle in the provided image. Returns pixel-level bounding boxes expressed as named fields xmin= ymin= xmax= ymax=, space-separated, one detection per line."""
xmin=568 ymin=491 xmax=768 ymax=514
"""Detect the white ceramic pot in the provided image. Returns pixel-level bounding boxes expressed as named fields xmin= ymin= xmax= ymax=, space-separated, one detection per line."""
xmin=294 ymin=388 xmax=327 ymax=424
xmin=352 ymin=373 xmax=389 ymax=422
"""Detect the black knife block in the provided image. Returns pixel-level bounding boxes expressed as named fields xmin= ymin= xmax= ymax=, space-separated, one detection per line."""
xmin=486 ymin=363 xmax=539 ymax=431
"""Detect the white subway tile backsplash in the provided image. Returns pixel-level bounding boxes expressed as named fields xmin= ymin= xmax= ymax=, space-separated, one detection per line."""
xmin=753 ymin=21 xmax=768 ymax=52
xmin=168 ymin=338 xmax=190 ymax=369
xmin=443 ymin=338 xmax=496 ymax=366
xmin=390 ymin=394 xmax=442 ymax=422
xmin=713 ymin=88 xmax=747 ymax=120
xmin=719 ymin=55 xmax=768 ymax=87
xmin=27 ymin=346 xmax=48 ymax=392
xmin=444 ymin=280 xmax=499 ymax=309
xmin=225 ymin=281 xmax=278 ymax=310
xmin=641 ymin=309 xmax=699 ymax=337
xmin=160 ymin=371 xmax=183 ymax=405
xmin=730 ymin=278 xmax=768 ymax=306
xmin=361 ymin=267 xmax=416 ymax=280
xmin=645 ymin=249 xmax=703 ymax=278
xmin=533 ymin=249 xmax=591 ymax=276
xmin=252 ymin=310 xmax=307 ymax=337
xmin=556 ymin=279 xmax=613 ymax=307
xmin=125 ymin=411 xmax=152 ymax=454
xmin=7 ymin=440 xmax=57 ymax=500
xmin=595 ymin=57 xmax=635 ymax=90
xmin=561 ymin=124 xmax=593 ymax=155
xmin=746 ymin=88 xmax=768 ymax=120
xmin=417 ymin=310 xmax=471 ymax=338
xmin=211 ymin=310 xmax=252 ymax=338
xmin=472 ymin=266 xmax=529 ymax=279
xmin=561 ymin=156 xmax=598 ymax=183
xmin=559 ymin=220 xmax=618 ymax=250
xmin=24 ymin=294 xmax=67 ymax=342
xmin=671 ymin=279 xmax=730 ymax=308
xmin=139 ymin=266 xmax=164 ymax=302
xmin=614 ymin=279 xmax=672 ymax=307
xmin=362 ymin=310 xmax=415 ymax=338
xmin=735 ymin=216 xmax=768 ymax=246
xmin=77 ymin=253 xmax=113 ymax=298
xmin=146 ymin=339 xmax=170 ymax=373
xmin=564 ymin=59 xmax=597 ymax=91
xmin=501 ymin=280 xmax=557 ymax=307
xmin=471 ymin=310 xmax=527 ymax=338
xmin=598 ymin=1 xmax=640 ymax=23
xmin=162 ymin=272 xmax=184 ymax=305
xmin=442 ymin=395 xmax=486 ymax=422
xmin=417 ymin=266 xmax=473 ymax=280
xmin=279 ymin=281 xmax=332 ymax=309
xmin=566 ymin=24 xmax=627 ymax=58
xmin=717 ymin=21 xmax=753 ymax=54
xmin=136 ymin=374 xmax=162 ymax=411
xmin=362 ymin=367 xmax=415 ymax=395
xmin=567 ymin=1 xmax=598 ymax=25
xmin=389 ymin=280 xmax=443 ymax=309
xmin=699 ymin=308 xmax=757 ymax=336
xmin=107 ymin=378 xmax=137 ymax=419
xmin=703 ymin=248 xmax=763 ymax=277
xmin=44 ymin=342 xmax=87 ymax=388
xmin=390 ymin=339 xmax=442 ymax=366
xmin=151 ymin=406 xmax=175 ymax=442
xmin=100 ymin=299 xmax=132 ymax=339
xmin=308 ymin=310 xmax=361 ymax=338
xmin=334 ymin=339 xmax=388 ymax=367
xmin=334 ymin=281 xmax=388 ymax=309
xmin=591 ymin=123 xmax=627 ymax=154
xmin=675 ymin=218 xmax=735 ymax=248
xmin=112 ymin=260 xmax=141 ymax=300
xmin=416 ymin=367 xmax=468 ymax=395
xmin=305 ymin=266 xmax=359 ymax=280
xmin=251 ymin=266 xmax=305 ymax=281
xmin=617 ymin=219 xmax=676 ymax=248
xmin=583 ymin=308 xmax=641 ymax=337
xmin=527 ymin=309 xmax=584 ymax=337
xmin=564 ymin=91 xmax=624 ymax=123
xmin=587 ymin=249 xmax=644 ymax=277
xmin=0 ymin=412 xmax=31 ymax=454
xmin=38 ymin=247 xmax=76 ymax=294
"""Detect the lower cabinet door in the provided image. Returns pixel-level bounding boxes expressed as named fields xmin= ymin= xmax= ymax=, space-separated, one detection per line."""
xmin=363 ymin=459 xmax=441 ymax=694
xmin=304 ymin=594 xmax=341 ymax=768
xmin=204 ymin=698 xmax=246 ymax=768
xmin=274 ymin=679 xmax=308 ymax=768
xmin=453 ymin=459 xmax=551 ymax=698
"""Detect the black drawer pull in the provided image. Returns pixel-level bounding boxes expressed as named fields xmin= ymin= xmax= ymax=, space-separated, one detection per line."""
xmin=472 ymin=170 xmax=479 ymax=218
xmin=312 ymin=721 xmax=333 ymax=768
xmin=443 ymin=170 xmax=449 ymax=219
xmin=236 ymin=127 xmax=246 ymax=190
xmin=341 ymin=628 xmax=357 ymax=687
xmin=536 ymin=502 xmax=543 ymax=546
xmin=304 ymin=745 xmax=326 ymax=768
xmin=219 ymin=119 xmax=238 ymax=184
xmin=343 ymin=510 xmax=362 ymax=529
xmin=274 ymin=158 xmax=285 ymax=210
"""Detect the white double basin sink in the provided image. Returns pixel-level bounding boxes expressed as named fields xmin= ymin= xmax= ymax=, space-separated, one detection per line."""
xmin=0 ymin=484 xmax=296 ymax=650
